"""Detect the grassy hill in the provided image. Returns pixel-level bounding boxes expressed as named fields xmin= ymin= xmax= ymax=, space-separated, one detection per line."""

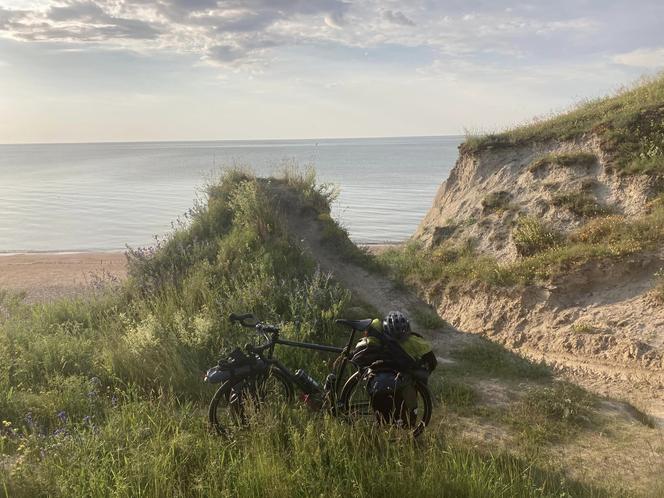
xmin=1 ymin=169 xmax=659 ymax=496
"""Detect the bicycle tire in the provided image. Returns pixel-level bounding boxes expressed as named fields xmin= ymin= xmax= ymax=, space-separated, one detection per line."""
xmin=208 ymin=366 xmax=294 ymax=436
xmin=339 ymin=370 xmax=432 ymax=438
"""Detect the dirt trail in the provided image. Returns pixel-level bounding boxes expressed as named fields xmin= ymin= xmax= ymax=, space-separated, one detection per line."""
xmin=275 ymin=191 xmax=473 ymax=360
xmin=275 ymin=186 xmax=664 ymax=430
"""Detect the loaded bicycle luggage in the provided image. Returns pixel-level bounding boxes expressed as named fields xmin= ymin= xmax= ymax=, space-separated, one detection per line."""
xmin=204 ymin=312 xmax=435 ymax=438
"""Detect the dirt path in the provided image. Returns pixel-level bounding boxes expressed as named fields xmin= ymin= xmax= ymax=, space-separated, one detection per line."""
xmin=275 ymin=191 xmax=474 ymax=361
xmin=275 ymin=187 xmax=664 ymax=429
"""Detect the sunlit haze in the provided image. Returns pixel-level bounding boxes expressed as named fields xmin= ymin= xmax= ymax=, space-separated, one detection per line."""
xmin=1 ymin=0 xmax=663 ymax=143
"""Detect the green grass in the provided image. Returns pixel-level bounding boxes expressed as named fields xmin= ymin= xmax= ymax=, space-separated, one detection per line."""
xmin=2 ymin=397 xmax=614 ymax=498
xmin=512 ymin=216 xmax=563 ymax=257
xmin=571 ymin=322 xmax=600 ymax=334
xmin=378 ymin=197 xmax=664 ymax=289
xmin=463 ymin=74 xmax=664 ymax=175
xmin=528 ymin=152 xmax=598 ymax=173
xmin=449 ymin=340 xmax=551 ymax=381
xmin=505 ymin=382 xmax=596 ymax=448
xmin=2 ymin=167 xmax=625 ymax=497
xmin=410 ymin=306 xmax=447 ymax=330
xmin=551 ymin=191 xmax=613 ymax=218
xmin=4 ymin=167 xmax=660 ymax=496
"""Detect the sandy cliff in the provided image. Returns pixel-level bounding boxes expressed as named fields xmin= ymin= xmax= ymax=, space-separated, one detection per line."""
xmin=414 ymin=134 xmax=664 ymax=421
xmin=416 ymin=136 xmax=660 ymax=260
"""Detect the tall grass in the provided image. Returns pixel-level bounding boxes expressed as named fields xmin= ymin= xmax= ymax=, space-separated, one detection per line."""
xmin=464 ymin=74 xmax=664 ymax=175
xmin=0 ymin=168 xmax=638 ymax=496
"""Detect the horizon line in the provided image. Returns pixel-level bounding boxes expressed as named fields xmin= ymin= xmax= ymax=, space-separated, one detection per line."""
xmin=0 ymin=133 xmax=466 ymax=147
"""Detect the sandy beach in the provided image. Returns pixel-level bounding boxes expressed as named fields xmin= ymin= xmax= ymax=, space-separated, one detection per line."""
xmin=0 ymin=252 xmax=128 ymax=302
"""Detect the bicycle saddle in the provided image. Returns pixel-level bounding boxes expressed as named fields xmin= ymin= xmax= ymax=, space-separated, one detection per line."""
xmin=335 ymin=318 xmax=373 ymax=331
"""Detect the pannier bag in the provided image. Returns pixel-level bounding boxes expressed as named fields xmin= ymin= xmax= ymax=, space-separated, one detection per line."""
xmin=366 ymin=369 xmax=417 ymax=426
xmin=204 ymin=347 xmax=266 ymax=384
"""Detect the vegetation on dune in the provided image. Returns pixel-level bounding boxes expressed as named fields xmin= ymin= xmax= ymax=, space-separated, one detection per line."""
xmin=481 ymin=190 xmax=512 ymax=214
xmin=1 ymin=168 xmax=625 ymax=497
xmin=464 ymin=74 xmax=664 ymax=175
xmin=528 ymin=152 xmax=598 ymax=174
xmin=379 ymin=194 xmax=664 ymax=289
xmin=551 ymin=191 xmax=613 ymax=218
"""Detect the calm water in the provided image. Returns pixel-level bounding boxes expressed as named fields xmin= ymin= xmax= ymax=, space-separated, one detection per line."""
xmin=0 ymin=136 xmax=461 ymax=252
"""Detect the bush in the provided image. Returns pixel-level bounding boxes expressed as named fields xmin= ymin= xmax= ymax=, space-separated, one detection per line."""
xmin=512 ymin=217 xmax=562 ymax=257
xmin=481 ymin=191 xmax=512 ymax=214
xmin=551 ymin=191 xmax=613 ymax=218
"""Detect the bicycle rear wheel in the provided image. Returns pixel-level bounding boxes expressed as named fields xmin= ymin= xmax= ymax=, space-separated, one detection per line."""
xmin=340 ymin=370 xmax=432 ymax=438
xmin=208 ymin=367 xmax=293 ymax=436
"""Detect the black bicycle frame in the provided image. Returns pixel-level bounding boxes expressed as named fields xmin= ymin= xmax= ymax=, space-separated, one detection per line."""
xmin=265 ymin=327 xmax=360 ymax=397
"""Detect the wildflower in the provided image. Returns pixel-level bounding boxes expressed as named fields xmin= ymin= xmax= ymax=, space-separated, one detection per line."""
xmin=2 ymin=420 xmax=11 ymax=428
xmin=57 ymin=411 xmax=67 ymax=424
xmin=25 ymin=412 xmax=34 ymax=428
xmin=111 ymin=395 xmax=118 ymax=407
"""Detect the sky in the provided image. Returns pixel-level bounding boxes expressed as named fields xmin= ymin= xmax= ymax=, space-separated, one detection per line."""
xmin=0 ymin=0 xmax=663 ymax=143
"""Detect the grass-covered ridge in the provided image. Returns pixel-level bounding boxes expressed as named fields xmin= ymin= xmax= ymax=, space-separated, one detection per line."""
xmin=465 ymin=74 xmax=664 ymax=175
xmin=379 ymin=194 xmax=664 ymax=289
xmin=1 ymin=168 xmax=625 ymax=497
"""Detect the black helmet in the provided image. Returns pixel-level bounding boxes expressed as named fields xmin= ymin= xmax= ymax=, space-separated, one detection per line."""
xmin=383 ymin=311 xmax=410 ymax=340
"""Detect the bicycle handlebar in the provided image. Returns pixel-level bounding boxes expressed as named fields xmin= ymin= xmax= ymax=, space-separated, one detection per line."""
xmin=229 ymin=313 xmax=280 ymax=333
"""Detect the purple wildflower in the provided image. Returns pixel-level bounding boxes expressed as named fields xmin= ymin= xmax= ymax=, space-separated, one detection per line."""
xmin=57 ymin=411 xmax=67 ymax=424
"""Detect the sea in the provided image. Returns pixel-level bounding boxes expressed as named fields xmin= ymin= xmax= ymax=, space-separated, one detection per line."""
xmin=0 ymin=136 xmax=462 ymax=252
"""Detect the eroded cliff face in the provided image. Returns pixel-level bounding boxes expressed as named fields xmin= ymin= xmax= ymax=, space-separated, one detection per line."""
xmin=414 ymin=135 xmax=664 ymax=422
xmin=415 ymin=136 xmax=659 ymax=260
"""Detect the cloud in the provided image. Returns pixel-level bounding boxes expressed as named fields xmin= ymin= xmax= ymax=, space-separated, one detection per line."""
xmin=383 ymin=10 xmax=415 ymax=27
xmin=0 ymin=0 xmax=660 ymax=73
xmin=613 ymin=47 xmax=664 ymax=68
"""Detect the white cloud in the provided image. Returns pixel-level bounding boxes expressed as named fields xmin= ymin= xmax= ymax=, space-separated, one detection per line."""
xmin=613 ymin=47 xmax=664 ymax=68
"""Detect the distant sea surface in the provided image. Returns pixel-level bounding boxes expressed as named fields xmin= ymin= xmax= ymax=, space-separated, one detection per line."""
xmin=0 ymin=136 xmax=462 ymax=252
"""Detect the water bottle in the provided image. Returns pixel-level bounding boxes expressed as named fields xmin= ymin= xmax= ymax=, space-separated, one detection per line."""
xmin=294 ymin=369 xmax=322 ymax=395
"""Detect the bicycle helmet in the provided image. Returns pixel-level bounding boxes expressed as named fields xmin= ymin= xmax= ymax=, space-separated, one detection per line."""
xmin=383 ymin=311 xmax=410 ymax=341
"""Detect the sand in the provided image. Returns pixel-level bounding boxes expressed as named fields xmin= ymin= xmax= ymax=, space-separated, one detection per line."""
xmin=0 ymin=252 xmax=128 ymax=302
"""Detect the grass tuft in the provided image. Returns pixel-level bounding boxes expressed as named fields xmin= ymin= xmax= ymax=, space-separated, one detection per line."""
xmin=481 ymin=191 xmax=512 ymax=214
xmin=528 ymin=152 xmax=597 ymax=173
xmin=551 ymin=191 xmax=614 ymax=218
xmin=513 ymin=216 xmax=563 ymax=257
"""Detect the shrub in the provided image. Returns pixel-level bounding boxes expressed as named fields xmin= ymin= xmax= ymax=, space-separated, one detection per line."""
xmin=481 ymin=191 xmax=512 ymax=214
xmin=512 ymin=217 xmax=562 ymax=257
xmin=507 ymin=382 xmax=595 ymax=446
xmin=551 ymin=191 xmax=613 ymax=218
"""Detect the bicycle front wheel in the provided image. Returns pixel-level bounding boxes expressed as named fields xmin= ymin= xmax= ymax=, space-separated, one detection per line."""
xmin=339 ymin=371 xmax=432 ymax=438
xmin=208 ymin=366 xmax=294 ymax=436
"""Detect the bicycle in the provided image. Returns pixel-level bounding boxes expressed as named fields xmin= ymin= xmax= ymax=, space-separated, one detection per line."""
xmin=204 ymin=313 xmax=433 ymax=437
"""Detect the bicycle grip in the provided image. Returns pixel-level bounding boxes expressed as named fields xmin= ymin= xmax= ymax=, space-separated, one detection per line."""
xmin=229 ymin=313 xmax=254 ymax=325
